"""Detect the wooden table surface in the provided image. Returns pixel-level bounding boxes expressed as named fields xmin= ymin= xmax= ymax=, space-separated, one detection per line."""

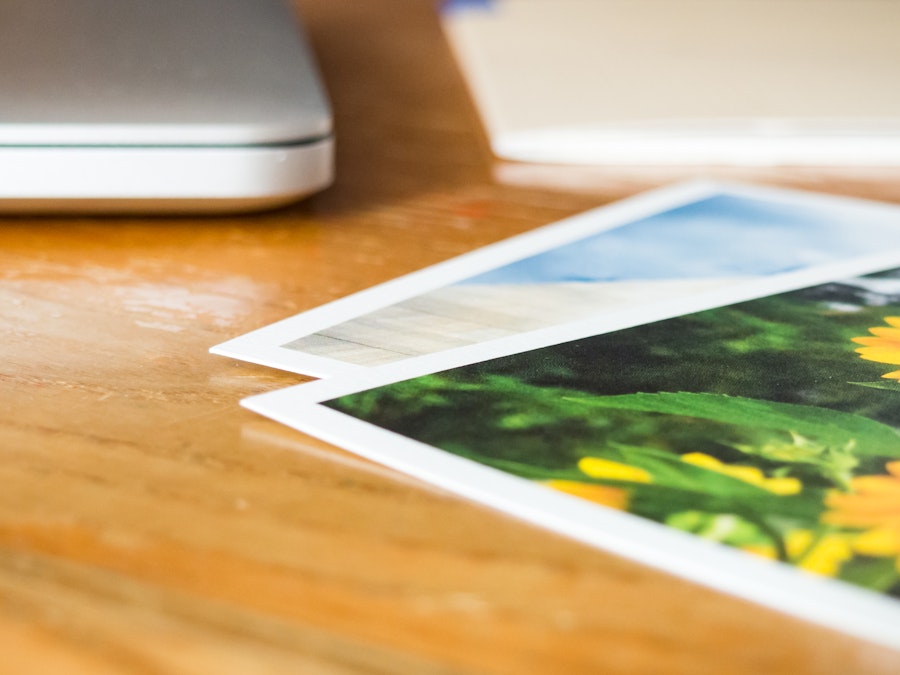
xmin=3 ymin=1 xmax=900 ymax=672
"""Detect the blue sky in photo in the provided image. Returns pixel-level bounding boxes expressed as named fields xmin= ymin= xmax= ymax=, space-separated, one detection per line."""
xmin=440 ymin=0 xmax=493 ymax=14
xmin=458 ymin=194 xmax=900 ymax=285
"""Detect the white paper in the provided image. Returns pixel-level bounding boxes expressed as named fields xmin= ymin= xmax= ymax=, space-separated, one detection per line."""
xmin=243 ymin=251 xmax=900 ymax=650
xmin=213 ymin=181 xmax=900 ymax=377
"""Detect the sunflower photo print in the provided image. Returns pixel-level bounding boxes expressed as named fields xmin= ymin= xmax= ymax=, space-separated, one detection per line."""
xmin=327 ymin=267 xmax=900 ymax=598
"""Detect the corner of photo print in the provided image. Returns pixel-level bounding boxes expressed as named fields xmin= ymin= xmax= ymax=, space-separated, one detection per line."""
xmin=211 ymin=181 xmax=900 ymax=378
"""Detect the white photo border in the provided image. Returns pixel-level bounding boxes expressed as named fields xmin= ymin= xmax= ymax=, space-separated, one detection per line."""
xmin=243 ymin=249 xmax=900 ymax=650
xmin=212 ymin=180 xmax=900 ymax=378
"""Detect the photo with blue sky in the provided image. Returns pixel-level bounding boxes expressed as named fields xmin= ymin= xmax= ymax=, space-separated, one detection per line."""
xmin=460 ymin=193 xmax=900 ymax=285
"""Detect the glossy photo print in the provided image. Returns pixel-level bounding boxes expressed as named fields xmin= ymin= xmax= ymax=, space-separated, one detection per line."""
xmin=243 ymin=254 xmax=900 ymax=650
xmin=212 ymin=181 xmax=900 ymax=377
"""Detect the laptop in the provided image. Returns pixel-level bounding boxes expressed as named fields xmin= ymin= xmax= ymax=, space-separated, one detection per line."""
xmin=0 ymin=0 xmax=333 ymax=212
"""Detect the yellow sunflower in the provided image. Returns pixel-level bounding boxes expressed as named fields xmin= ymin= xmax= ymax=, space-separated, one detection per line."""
xmin=823 ymin=460 xmax=900 ymax=569
xmin=852 ymin=317 xmax=900 ymax=379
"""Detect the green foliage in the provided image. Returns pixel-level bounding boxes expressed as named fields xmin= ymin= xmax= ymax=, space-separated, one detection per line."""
xmin=325 ymin=272 xmax=900 ymax=594
xmin=851 ymin=380 xmax=900 ymax=393
xmin=561 ymin=391 xmax=900 ymax=457
xmin=840 ymin=557 xmax=900 ymax=593
xmin=563 ymin=390 xmax=900 ymax=488
xmin=665 ymin=511 xmax=771 ymax=549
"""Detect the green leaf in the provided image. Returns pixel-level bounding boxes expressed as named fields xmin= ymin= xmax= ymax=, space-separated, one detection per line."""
xmin=563 ymin=391 xmax=900 ymax=458
xmin=598 ymin=444 xmax=770 ymax=497
xmin=623 ymin=481 xmax=823 ymax=528
xmin=464 ymin=443 xmax=823 ymax=523
xmin=838 ymin=556 xmax=899 ymax=593
xmin=666 ymin=511 xmax=772 ymax=548
xmin=850 ymin=381 xmax=900 ymax=393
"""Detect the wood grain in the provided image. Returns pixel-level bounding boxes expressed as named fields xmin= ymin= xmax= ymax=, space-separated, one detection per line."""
xmin=0 ymin=1 xmax=898 ymax=672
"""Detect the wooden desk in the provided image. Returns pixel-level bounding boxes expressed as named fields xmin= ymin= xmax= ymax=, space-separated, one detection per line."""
xmin=2 ymin=1 xmax=899 ymax=672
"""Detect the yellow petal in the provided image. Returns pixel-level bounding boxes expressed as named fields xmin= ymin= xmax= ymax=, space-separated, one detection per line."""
xmin=786 ymin=529 xmax=814 ymax=555
xmin=578 ymin=457 xmax=652 ymax=484
xmin=786 ymin=530 xmax=852 ymax=577
xmin=849 ymin=474 xmax=900 ymax=495
xmin=855 ymin=348 xmax=900 ymax=365
xmin=869 ymin=326 xmax=900 ymax=341
xmin=545 ymin=480 xmax=629 ymax=510
xmin=852 ymin=527 xmax=900 ymax=557
xmin=719 ymin=464 xmax=766 ymax=485
xmin=681 ymin=452 xmax=722 ymax=469
xmin=851 ymin=335 xmax=900 ymax=347
xmin=801 ymin=537 xmax=852 ymax=576
xmin=761 ymin=477 xmax=803 ymax=496
xmin=682 ymin=452 xmax=799 ymax=494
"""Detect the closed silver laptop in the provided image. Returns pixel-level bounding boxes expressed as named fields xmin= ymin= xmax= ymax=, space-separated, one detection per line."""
xmin=0 ymin=0 xmax=333 ymax=212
